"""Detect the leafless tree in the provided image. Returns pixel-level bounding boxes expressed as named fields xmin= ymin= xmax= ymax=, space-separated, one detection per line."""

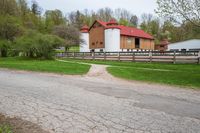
xmin=156 ymin=0 xmax=200 ymax=27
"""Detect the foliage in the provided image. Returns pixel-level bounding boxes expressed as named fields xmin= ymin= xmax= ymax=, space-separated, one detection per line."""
xmin=0 ymin=40 xmax=11 ymax=57
xmin=0 ymin=15 xmax=22 ymax=40
xmin=15 ymin=30 xmax=64 ymax=59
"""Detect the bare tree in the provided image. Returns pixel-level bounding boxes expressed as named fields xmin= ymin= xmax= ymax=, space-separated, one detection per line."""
xmin=52 ymin=25 xmax=84 ymax=50
xmin=156 ymin=0 xmax=200 ymax=27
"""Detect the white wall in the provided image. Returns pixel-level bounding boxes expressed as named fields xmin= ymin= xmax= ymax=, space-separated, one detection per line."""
xmin=168 ymin=39 xmax=200 ymax=51
xmin=104 ymin=28 xmax=120 ymax=52
xmin=80 ymin=33 xmax=90 ymax=52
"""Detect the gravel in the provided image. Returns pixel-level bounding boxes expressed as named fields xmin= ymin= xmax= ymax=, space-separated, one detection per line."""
xmin=0 ymin=65 xmax=200 ymax=133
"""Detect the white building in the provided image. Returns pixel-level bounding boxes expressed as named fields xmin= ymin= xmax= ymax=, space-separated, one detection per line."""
xmin=168 ymin=39 xmax=200 ymax=51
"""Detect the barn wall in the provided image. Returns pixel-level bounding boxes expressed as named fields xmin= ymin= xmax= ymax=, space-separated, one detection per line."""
xmin=120 ymin=36 xmax=154 ymax=50
xmin=89 ymin=22 xmax=105 ymax=49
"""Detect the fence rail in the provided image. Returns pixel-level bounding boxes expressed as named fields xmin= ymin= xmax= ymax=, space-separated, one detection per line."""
xmin=56 ymin=51 xmax=200 ymax=64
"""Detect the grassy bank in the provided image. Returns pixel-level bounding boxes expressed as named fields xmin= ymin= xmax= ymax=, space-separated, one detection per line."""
xmin=0 ymin=125 xmax=12 ymax=133
xmin=0 ymin=57 xmax=90 ymax=75
xmin=64 ymin=58 xmax=200 ymax=89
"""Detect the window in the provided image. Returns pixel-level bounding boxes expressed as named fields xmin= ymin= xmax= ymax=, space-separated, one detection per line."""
xmin=100 ymin=42 xmax=103 ymax=45
xmin=135 ymin=38 xmax=140 ymax=48
xmin=100 ymin=49 xmax=104 ymax=52
xmin=92 ymin=42 xmax=95 ymax=46
xmin=127 ymin=38 xmax=132 ymax=44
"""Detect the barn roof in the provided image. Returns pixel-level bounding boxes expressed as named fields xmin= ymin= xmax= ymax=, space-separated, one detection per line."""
xmin=88 ymin=20 xmax=154 ymax=40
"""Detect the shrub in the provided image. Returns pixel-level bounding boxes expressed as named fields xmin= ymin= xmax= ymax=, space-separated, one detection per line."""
xmin=15 ymin=30 xmax=64 ymax=59
xmin=0 ymin=40 xmax=11 ymax=57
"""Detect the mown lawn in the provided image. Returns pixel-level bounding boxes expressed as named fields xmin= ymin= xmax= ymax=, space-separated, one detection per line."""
xmin=0 ymin=57 xmax=90 ymax=75
xmin=64 ymin=58 xmax=200 ymax=89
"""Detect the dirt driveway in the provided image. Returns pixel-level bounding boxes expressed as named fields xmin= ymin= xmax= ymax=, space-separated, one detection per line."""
xmin=0 ymin=64 xmax=200 ymax=133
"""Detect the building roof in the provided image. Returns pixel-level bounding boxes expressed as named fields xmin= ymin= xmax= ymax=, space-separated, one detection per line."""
xmin=88 ymin=20 xmax=154 ymax=40
xmin=168 ymin=39 xmax=200 ymax=46
xmin=168 ymin=39 xmax=200 ymax=50
xmin=80 ymin=25 xmax=89 ymax=33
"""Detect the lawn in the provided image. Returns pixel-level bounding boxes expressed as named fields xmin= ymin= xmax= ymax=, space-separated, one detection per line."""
xmin=0 ymin=125 xmax=12 ymax=133
xmin=0 ymin=57 xmax=90 ymax=75
xmin=64 ymin=58 xmax=200 ymax=89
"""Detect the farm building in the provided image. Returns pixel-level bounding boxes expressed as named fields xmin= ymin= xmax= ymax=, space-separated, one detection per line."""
xmin=168 ymin=39 xmax=200 ymax=51
xmin=80 ymin=19 xmax=155 ymax=52
xmin=155 ymin=39 xmax=169 ymax=51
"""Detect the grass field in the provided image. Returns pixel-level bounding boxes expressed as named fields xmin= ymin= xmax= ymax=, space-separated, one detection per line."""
xmin=64 ymin=58 xmax=200 ymax=89
xmin=0 ymin=125 xmax=12 ymax=133
xmin=0 ymin=57 xmax=90 ymax=75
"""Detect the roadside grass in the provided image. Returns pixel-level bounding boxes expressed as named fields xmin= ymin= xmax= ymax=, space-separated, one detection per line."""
xmin=0 ymin=125 xmax=12 ymax=133
xmin=0 ymin=57 xmax=90 ymax=75
xmin=63 ymin=58 xmax=200 ymax=89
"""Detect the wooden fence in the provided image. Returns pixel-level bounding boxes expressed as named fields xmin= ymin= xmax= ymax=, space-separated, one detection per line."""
xmin=56 ymin=51 xmax=200 ymax=64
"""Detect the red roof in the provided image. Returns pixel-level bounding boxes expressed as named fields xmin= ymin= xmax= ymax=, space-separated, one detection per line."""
xmin=118 ymin=25 xmax=154 ymax=40
xmin=107 ymin=19 xmax=118 ymax=25
xmin=89 ymin=20 xmax=154 ymax=40
xmin=80 ymin=25 xmax=89 ymax=33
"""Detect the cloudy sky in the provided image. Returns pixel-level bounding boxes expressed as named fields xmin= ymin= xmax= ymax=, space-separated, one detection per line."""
xmin=31 ymin=0 xmax=157 ymax=16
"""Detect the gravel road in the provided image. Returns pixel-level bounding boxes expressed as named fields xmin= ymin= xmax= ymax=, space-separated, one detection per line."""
xmin=0 ymin=65 xmax=200 ymax=133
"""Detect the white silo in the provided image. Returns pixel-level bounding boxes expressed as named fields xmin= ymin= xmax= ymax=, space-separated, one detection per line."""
xmin=104 ymin=19 xmax=121 ymax=52
xmin=80 ymin=25 xmax=90 ymax=52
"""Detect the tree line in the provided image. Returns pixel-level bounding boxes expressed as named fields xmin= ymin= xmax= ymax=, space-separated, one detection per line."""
xmin=0 ymin=0 xmax=199 ymax=58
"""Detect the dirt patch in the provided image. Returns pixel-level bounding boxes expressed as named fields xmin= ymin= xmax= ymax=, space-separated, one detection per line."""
xmin=0 ymin=114 xmax=49 ymax=133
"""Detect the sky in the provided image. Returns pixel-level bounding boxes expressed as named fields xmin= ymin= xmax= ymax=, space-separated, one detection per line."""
xmin=30 ymin=0 xmax=157 ymax=16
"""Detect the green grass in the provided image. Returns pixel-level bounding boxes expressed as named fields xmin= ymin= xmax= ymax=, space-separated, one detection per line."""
xmin=69 ymin=46 xmax=79 ymax=52
xmin=0 ymin=57 xmax=90 ymax=75
xmin=0 ymin=125 xmax=12 ymax=133
xmin=64 ymin=58 xmax=200 ymax=89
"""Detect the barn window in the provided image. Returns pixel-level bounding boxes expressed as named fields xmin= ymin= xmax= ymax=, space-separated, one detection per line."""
xmin=92 ymin=42 xmax=95 ymax=46
xmin=127 ymin=37 xmax=132 ymax=44
xmin=135 ymin=38 xmax=140 ymax=48
xmin=100 ymin=42 xmax=103 ymax=45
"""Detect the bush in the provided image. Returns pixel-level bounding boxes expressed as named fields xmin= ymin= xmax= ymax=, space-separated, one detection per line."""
xmin=15 ymin=30 xmax=64 ymax=59
xmin=0 ymin=40 xmax=11 ymax=57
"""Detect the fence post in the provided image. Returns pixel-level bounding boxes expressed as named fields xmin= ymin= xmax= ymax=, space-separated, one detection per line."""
xmin=173 ymin=51 xmax=176 ymax=64
xmin=66 ymin=52 xmax=68 ymax=58
xmin=118 ymin=52 xmax=121 ymax=61
xmin=149 ymin=51 xmax=152 ymax=63
xmin=73 ymin=52 xmax=75 ymax=58
xmin=82 ymin=52 xmax=85 ymax=59
xmin=92 ymin=52 xmax=95 ymax=60
xmin=104 ymin=52 xmax=106 ymax=61
xmin=132 ymin=52 xmax=135 ymax=62
xmin=198 ymin=51 xmax=200 ymax=64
